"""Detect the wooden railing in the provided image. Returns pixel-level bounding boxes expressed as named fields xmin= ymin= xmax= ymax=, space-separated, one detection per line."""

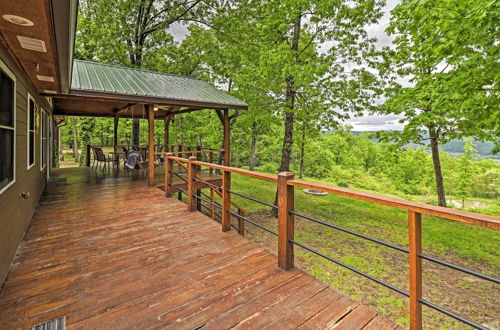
xmin=163 ymin=155 xmax=500 ymax=330
xmin=164 ymin=155 xmax=245 ymax=221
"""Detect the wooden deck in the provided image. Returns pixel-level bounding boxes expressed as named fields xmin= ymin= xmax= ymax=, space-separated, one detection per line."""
xmin=0 ymin=167 xmax=396 ymax=329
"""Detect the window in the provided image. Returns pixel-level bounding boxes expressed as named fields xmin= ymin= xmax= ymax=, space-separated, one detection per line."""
xmin=40 ymin=109 xmax=47 ymax=170
xmin=0 ymin=60 xmax=16 ymax=194
xmin=27 ymin=94 xmax=35 ymax=169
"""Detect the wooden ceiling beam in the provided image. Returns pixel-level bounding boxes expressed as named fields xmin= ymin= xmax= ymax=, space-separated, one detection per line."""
xmin=113 ymin=103 xmax=136 ymax=115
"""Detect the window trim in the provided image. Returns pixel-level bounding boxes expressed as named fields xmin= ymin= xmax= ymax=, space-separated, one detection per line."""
xmin=40 ymin=108 xmax=47 ymax=171
xmin=0 ymin=59 xmax=16 ymax=196
xmin=27 ymin=93 xmax=36 ymax=170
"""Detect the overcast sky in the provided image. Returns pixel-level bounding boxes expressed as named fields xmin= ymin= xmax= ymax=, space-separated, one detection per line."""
xmin=169 ymin=0 xmax=403 ymax=131
xmin=347 ymin=0 xmax=403 ymax=131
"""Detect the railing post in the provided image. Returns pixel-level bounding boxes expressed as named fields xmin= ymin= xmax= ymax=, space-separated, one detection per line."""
xmin=238 ymin=209 xmax=245 ymax=236
xmin=222 ymin=170 xmax=231 ymax=232
xmin=278 ymin=172 xmax=294 ymax=270
xmin=409 ymin=210 xmax=423 ymax=330
xmin=210 ymin=188 xmax=215 ymax=220
xmin=187 ymin=156 xmax=197 ymax=212
xmin=196 ymin=146 xmax=202 ymax=211
xmin=164 ymin=153 xmax=173 ymax=197
xmin=209 ymin=152 xmax=214 ymax=175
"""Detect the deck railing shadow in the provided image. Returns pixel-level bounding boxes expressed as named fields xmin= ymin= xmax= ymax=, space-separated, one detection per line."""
xmin=163 ymin=154 xmax=500 ymax=330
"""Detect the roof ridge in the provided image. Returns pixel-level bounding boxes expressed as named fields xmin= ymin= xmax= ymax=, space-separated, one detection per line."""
xmin=73 ymin=59 xmax=204 ymax=82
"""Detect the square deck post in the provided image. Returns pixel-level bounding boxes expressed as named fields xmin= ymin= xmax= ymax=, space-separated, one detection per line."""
xmin=164 ymin=153 xmax=173 ymax=197
xmin=409 ymin=211 xmax=423 ymax=330
xmin=222 ymin=170 xmax=231 ymax=232
xmin=147 ymin=104 xmax=155 ymax=187
xmin=187 ymin=156 xmax=198 ymax=211
xmin=278 ymin=172 xmax=294 ymax=270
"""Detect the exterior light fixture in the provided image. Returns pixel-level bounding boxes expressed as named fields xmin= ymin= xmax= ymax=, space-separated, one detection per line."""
xmin=2 ymin=14 xmax=34 ymax=26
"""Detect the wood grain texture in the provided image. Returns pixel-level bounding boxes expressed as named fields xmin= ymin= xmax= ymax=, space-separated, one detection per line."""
xmin=278 ymin=172 xmax=294 ymax=270
xmin=289 ymin=180 xmax=500 ymax=229
xmin=408 ymin=211 xmax=422 ymax=330
xmin=147 ymin=104 xmax=155 ymax=187
xmin=0 ymin=167 xmax=395 ymax=329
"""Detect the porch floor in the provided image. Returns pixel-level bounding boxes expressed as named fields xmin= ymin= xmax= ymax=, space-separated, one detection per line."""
xmin=0 ymin=167 xmax=395 ymax=329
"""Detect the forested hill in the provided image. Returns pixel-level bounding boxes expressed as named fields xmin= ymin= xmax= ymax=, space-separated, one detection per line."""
xmin=351 ymin=131 xmax=496 ymax=157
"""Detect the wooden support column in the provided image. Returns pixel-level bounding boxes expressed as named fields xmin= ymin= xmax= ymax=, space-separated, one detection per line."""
xmin=86 ymin=145 xmax=91 ymax=167
xmin=164 ymin=115 xmax=172 ymax=151
xmin=187 ymin=156 xmax=197 ymax=211
xmin=222 ymin=109 xmax=230 ymax=166
xmin=278 ymin=172 xmax=294 ymax=270
xmin=196 ymin=145 xmax=202 ymax=211
xmin=113 ymin=115 xmax=119 ymax=146
xmin=237 ymin=209 xmax=245 ymax=236
xmin=409 ymin=211 xmax=423 ymax=330
xmin=222 ymin=170 xmax=231 ymax=232
xmin=147 ymin=104 xmax=155 ymax=187
xmin=165 ymin=153 xmax=173 ymax=197
xmin=210 ymin=188 xmax=215 ymax=220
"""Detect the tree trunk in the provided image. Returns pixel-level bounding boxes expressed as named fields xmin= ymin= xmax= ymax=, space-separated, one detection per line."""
xmin=132 ymin=119 xmax=140 ymax=149
xmin=58 ymin=125 xmax=64 ymax=161
xmin=249 ymin=123 xmax=257 ymax=171
xmin=272 ymin=15 xmax=301 ymax=215
xmin=277 ymin=15 xmax=301 ymax=173
xmin=428 ymin=126 xmax=447 ymax=207
xmin=72 ymin=118 xmax=78 ymax=160
xmin=299 ymin=121 xmax=306 ymax=179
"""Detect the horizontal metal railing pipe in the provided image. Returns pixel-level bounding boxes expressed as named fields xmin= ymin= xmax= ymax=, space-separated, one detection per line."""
xmin=171 ymin=171 xmax=188 ymax=183
xmin=290 ymin=210 xmax=409 ymax=253
xmin=419 ymin=299 xmax=487 ymax=330
xmin=193 ymin=193 xmax=222 ymax=209
xmin=169 ymin=183 xmax=187 ymax=195
xmin=228 ymin=189 xmax=278 ymax=210
xmin=192 ymin=177 xmax=221 ymax=190
xmin=228 ymin=210 xmax=278 ymax=236
xmin=289 ymin=238 xmax=409 ymax=297
xmin=288 ymin=180 xmax=500 ymax=230
xmin=418 ymin=254 xmax=499 ymax=284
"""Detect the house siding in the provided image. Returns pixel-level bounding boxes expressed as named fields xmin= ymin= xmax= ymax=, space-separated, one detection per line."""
xmin=0 ymin=42 xmax=53 ymax=287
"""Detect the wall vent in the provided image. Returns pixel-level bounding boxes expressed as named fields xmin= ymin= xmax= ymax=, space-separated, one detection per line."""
xmin=16 ymin=36 xmax=47 ymax=52
xmin=31 ymin=317 xmax=65 ymax=330
xmin=37 ymin=75 xmax=54 ymax=82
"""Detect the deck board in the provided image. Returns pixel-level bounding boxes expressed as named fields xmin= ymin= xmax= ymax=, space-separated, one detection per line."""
xmin=0 ymin=167 xmax=396 ymax=329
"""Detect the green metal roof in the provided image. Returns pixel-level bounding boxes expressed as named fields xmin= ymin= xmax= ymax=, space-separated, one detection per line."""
xmin=70 ymin=60 xmax=247 ymax=109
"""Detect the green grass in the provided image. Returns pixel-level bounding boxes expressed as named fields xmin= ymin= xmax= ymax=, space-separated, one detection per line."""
xmin=221 ymin=173 xmax=499 ymax=328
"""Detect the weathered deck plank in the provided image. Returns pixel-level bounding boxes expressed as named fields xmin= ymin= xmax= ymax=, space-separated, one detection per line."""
xmin=0 ymin=167 xmax=395 ymax=329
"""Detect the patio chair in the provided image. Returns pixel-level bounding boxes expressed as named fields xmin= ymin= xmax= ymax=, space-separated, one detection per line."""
xmin=92 ymin=147 xmax=115 ymax=170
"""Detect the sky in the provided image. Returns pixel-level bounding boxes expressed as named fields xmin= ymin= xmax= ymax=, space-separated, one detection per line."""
xmin=347 ymin=0 xmax=403 ymax=131
xmin=169 ymin=0 xmax=404 ymax=131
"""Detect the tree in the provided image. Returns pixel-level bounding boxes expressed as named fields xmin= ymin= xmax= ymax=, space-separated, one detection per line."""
xmin=71 ymin=118 xmax=79 ymax=160
xmin=378 ymin=0 xmax=499 ymax=206
xmin=78 ymin=117 xmax=96 ymax=166
xmin=75 ymin=0 xmax=207 ymax=147
xmin=456 ymin=138 xmax=477 ymax=208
